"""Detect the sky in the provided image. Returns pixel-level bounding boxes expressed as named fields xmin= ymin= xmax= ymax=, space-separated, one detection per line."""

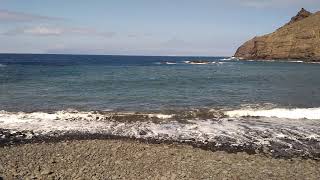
xmin=0 ymin=0 xmax=320 ymax=56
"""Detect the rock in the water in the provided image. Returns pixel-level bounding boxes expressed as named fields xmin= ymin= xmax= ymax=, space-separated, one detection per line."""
xmin=234 ymin=8 xmax=320 ymax=61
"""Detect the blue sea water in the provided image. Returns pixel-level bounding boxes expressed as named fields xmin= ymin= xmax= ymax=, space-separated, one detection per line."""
xmin=1 ymin=53 xmax=320 ymax=112
xmin=2 ymin=53 xmax=320 ymax=158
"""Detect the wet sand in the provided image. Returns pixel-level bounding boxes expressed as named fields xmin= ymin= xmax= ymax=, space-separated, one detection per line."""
xmin=1 ymin=139 xmax=319 ymax=179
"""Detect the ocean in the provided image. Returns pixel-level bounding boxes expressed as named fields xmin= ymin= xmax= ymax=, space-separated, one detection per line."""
xmin=1 ymin=54 xmax=320 ymax=158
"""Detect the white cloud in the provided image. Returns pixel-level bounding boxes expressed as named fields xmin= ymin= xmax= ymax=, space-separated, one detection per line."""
xmin=0 ymin=9 xmax=62 ymax=22
xmin=24 ymin=26 xmax=63 ymax=36
xmin=3 ymin=25 xmax=116 ymax=37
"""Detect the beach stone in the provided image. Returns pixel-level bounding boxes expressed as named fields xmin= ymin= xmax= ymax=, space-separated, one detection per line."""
xmin=138 ymin=130 xmax=147 ymax=136
xmin=41 ymin=169 xmax=53 ymax=175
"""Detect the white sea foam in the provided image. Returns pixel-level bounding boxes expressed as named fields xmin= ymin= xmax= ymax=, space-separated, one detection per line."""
xmin=216 ymin=62 xmax=230 ymax=65
xmin=184 ymin=60 xmax=211 ymax=65
xmin=1 ymin=109 xmax=320 ymax=157
xmin=186 ymin=62 xmax=210 ymax=65
xmin=0 ymin=64 xmax=6 ymax=67
xmin=225 ymin=107 xmax=320 ymax=120
xmin=0 ymin=110 xmax=254 ymax=144
xmin=220 ymin=57 xmax=237 ymax=61
xmin=244 ymin=60 xmax=315 ymax=64
xmin=165 ymin=62 xmax=177 ymax=65
xmin=0 ymin=110 xmax=174 ymax=135
xmin=148 ymin=114 xmax=173 ymax=119
xmin=209 ymin=62 xmax=228 ymax=65
xmin=158 ymin=62 xmax=177 ymax=65
xmin=288 ymin=60 xmax=304 ymax=63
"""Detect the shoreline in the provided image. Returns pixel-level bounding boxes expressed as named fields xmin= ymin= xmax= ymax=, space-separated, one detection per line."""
xmin=235 ymin=57 xmax=320 ymax=63
xmin=1 ymin=129 xmax=320 ymax=160
xmin=1 ymin=138 xmax=320 ymax=179
xmin=1 ymin=107 xmax=320 ymax=160
xmin=0 ymin=130 xmax=258 ymax=155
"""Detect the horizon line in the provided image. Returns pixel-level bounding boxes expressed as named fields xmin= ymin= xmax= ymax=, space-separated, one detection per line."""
xmin=0 ymin=52 xmax=231 ymax=58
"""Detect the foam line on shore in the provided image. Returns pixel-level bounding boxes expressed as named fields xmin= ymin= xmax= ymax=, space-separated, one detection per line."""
xmin=225 ymin=107 xmax=320 ymax=120
xmin=1 ymin=110 xmax=320 ymax=158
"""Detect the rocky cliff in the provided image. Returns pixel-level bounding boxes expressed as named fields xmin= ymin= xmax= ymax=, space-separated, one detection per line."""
xmin=234 ymin=8 xmax=320 ymax=61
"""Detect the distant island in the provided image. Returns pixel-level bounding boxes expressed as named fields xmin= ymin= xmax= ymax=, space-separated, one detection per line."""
xmin=234 ymin=8 xmax=320 ymax=61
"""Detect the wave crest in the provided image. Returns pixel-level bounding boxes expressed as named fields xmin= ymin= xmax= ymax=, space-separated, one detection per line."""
xmin=226 ymin=107 xmax=320 ymax=120
xmin=1 ymin=109 xmax=320 ymax=158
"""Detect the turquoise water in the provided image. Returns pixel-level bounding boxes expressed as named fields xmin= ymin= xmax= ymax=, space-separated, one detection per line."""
xmin=1 ymin=54 xmax=320 ymax=112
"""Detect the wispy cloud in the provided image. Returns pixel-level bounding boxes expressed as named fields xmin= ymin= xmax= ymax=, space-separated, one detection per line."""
xmin=127 ymin=33 xmax=152 ymax=38
xmin=3 ymin=25 xmax=116 ymax=37
xmin=0 ymin=9 xmax=63 ymax=22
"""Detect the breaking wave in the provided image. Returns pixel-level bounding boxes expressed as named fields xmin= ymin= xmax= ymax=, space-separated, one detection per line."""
xmin=0 ymin=64 xmax=6 ymax=67
xmin=1 ymin=108 xmax=320 ymax=158
xmin=226 ymin=107 xmax=320 ymax=120
xmin=156 ymin=62 xmax=178 ymax=65
xmin=220 ymin=57 xmax=238 ymax=61
xmin=163 ymin=62 xmax=177 ymax=65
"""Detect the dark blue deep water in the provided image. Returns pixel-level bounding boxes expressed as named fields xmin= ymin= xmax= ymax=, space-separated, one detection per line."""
xmin=1 ymin=54 xmax=320 ymax=112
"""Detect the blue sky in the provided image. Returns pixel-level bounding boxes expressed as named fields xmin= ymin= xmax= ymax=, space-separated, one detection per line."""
xmin=0 ymin=0 xmax=319 ymax=56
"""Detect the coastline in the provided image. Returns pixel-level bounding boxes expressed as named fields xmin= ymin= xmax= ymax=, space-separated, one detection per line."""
xmin=234 ymin=57 xmax=320 ymax=63
xmin=1 ymin=126 xmax=320 ymax=159
xmin=1 ymin=139 xmax=320 ymax=179
xmin=1 ymin=107 xmax=320 ymax=160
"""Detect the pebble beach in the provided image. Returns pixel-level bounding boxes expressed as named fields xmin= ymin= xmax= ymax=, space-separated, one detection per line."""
xmin=1 ymin=139 xmax=320 ymax=179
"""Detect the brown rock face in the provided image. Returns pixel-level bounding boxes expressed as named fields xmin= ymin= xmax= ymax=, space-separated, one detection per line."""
xmin=287 ymin=8 xmax=312 ymax=25
xmin=234 ymin=9 xmax=320 ymax=61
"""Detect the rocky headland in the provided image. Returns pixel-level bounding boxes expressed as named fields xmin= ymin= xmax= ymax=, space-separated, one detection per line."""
xmin=234 ymin=8 xmax=320 ymax=61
